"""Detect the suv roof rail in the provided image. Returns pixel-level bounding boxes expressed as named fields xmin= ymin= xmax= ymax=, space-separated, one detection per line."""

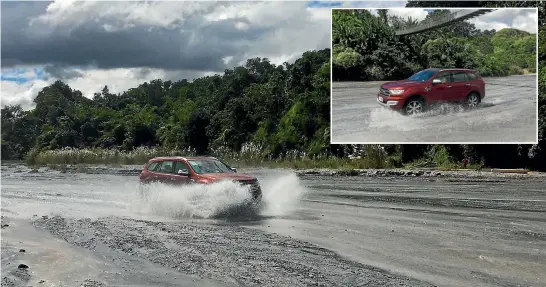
xmin=150 ymin=155 xmax=217 ymax=160
xmin=439 ymin=68 xmax=474 ymax=71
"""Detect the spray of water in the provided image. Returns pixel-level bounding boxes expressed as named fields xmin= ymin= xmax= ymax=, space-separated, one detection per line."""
xmin=258 ymin=172 xmax=306 ymax=217
xmin=368 ymin=103 xmax=472 ymax=131
xmin=129 ymin=171 xmax=307 ymax=219
xmin=368 ymin=107 xmax=422 ymax=132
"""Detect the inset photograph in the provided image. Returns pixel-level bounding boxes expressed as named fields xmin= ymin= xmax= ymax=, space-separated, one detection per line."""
xmin=331 ymin=8 xmax=538 ymax=143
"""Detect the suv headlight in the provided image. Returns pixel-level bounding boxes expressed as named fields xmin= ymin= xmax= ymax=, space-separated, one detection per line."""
xmin=389 ymin=89 xmax=404 ymax=95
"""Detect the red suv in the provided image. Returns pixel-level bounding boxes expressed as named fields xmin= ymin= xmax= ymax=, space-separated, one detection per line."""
xmin=377 ymin=68 xmax=485 ymax=115
xmin=138 ymin=156 xmax=262 ymax=203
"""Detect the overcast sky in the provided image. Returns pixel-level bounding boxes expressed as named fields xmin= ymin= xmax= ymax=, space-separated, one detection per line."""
xmin=0 ymin=1 xmax=538 ymax=109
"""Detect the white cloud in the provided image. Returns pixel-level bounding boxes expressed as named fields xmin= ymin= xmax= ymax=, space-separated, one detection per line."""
xmin=265 ymin=52 xmax=305 ymax=66
xmin=1 ymin=80 xmax=50 ymax=109
xmin=58 ymin=67 xmax=211 ymax=99
xmin=468 ymin=8 xmax=538 ymax=33
xmin=67 ymin=68 xmax=149 ymax=99
xmin=307 ymin=6 xmax=333 ymax=21
xmin=468 ymin=19 xmax=510 ymax=32
xmin=32 ymin=1 xmax=215 ymax=30
xmin=222 ymin=56 xmax=234 ymax=66
xmin=341 ymin=1 xmax=408 ymax=8
xmin=1 ymin=66 xmax=212 ymax=110
xmin=387 ymin=8 xmax=428 ymax=21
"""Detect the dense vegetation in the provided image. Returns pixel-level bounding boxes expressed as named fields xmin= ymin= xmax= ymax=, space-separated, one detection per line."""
xmin=2 ymin=50 xmax=333 ymax=164
xmin=1 ymin=1 xmax=545 ymax=171
xmin=332 ymin=9 xmax=536 ymax=81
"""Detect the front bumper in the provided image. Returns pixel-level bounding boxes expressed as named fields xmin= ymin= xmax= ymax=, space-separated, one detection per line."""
xmin=237 ymin=180 xmax=262 ymax=203
xmin=250 ymin=185 xmax=262 ymax=202
xmin=377 ymin=94 xmax=404 ymax=110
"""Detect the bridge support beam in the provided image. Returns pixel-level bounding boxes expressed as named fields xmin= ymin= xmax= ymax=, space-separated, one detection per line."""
xmin=395 ymin=9 xmax=495 ymax=36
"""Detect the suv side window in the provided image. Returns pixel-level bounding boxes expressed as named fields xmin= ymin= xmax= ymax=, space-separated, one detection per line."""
xmin=466 ymin=72 xmax=477 ymax=81
xmin=452 ymin=72 xmax=468 ymax=82
xmin=148 ymin=162 xmax=160 ymax=172
xmin=435 ymin=72 xmax=452 ymax=83
xmin=174 ymin=161 xmax=189 ymax=174
xmin=158 ymin=161 xmax=175 ymax=174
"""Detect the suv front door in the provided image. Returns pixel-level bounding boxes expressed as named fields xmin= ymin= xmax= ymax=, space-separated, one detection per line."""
xmin=171 ymin=161 xmax=192 ymax=185
xmin=429 ymin=72 xmax=453 ymax=104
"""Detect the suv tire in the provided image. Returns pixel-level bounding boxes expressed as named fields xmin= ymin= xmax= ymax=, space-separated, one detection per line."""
xmin=465 ymin=92 xmax=480 ymax=108
xmin=404 ymin=98 xmax=425 ymax=115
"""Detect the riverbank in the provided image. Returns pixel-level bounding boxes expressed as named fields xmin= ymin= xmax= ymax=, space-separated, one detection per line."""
xmin=23 ymin=147 xmax=393 ymax=170
xmin=5 ymin=163 xmax=545 ymax=180
xmin=295 ymin=168 xmax=546 ymax=179
xmin=12 ymin=147 xmax=544 ymax=178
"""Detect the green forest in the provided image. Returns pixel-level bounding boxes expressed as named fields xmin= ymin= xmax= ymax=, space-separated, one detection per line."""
xmin=332 ymin=9 xmax=536 ymax=81
xmin=1 ymin=50 xmax=332 ymax=163
xmin=1 ymin=1 xmax=546 ymax=171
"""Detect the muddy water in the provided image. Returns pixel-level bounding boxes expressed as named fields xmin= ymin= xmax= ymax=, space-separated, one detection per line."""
xmin=2 ymin=164 xmax=545 ymax=287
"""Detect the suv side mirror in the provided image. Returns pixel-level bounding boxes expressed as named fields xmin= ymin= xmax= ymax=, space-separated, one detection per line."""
xmin=432 ymin=79 xmax=441 ymax=84
xmin=177 ymin=170 xmax=190 ymax=176
xmin=231 ymin=167 xmax=237 ymax=173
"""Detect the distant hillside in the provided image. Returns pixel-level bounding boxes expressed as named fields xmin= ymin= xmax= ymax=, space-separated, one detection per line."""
xmin=491 ymin=28 xmax=536 ymax=73
xmin=1 ymin=49 xmax=332 ymax=160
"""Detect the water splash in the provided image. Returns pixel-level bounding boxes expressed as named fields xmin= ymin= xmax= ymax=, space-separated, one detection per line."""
xmin=258 ymin=172 xmax=307 ymax=217
xmin=129 ymin=171 xmax=308 ymax=219
xmin=368 ymin=103 xmax=472 ymax=132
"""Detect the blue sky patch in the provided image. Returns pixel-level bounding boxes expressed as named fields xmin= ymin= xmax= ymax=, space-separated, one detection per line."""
xmin=1 ymin=67 xmax=45 ymax=84
xmin=307 ymin=1 xmax=343 ymax=8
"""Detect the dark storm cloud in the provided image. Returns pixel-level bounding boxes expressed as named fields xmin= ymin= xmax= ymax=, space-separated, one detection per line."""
xmin=1 ymin=1 xmax=51 ymax=66
xmin=43 ymin=64 xmax=83 ymax=80
xmin=135 ymin=67 xmax=154 ymax=79
xmin=1 ymin=2 xmax=273 ymax=72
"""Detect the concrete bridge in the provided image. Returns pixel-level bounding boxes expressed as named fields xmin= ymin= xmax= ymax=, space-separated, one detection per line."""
xmin=395 ymin=9 xmax=496 ymax=36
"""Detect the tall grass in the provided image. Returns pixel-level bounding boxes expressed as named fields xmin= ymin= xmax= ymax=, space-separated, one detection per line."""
xmin=404 ymin=145 xmax=484 ymax=170
xmin=26 ymin=146 xmax=198 ymax=166
xmin=25 ymin=144 xmax=478 ymax=170
xmin=25 ymin=144 xmax=399 ymax=170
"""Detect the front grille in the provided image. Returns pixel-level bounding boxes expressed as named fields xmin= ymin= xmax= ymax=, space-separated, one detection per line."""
xmin=237 ymin=179 xmax=259 ymax=190
xmin=380 ymin=88 xmax=390 ymax=96
xmin=237 ymin=179 xmax=257 ymax=185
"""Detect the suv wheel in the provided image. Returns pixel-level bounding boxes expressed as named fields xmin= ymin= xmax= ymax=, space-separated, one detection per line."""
xmin=404 ymin=99 xmax=424 ymax=115
xmin=465 ymin=93 xmax=480 ymax=108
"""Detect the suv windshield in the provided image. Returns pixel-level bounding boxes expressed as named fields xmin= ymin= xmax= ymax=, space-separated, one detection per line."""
xmin=187 ymin=159 xmax=234 ymax=174
xmin=408 ymin=69 xmax=438 ymax=82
